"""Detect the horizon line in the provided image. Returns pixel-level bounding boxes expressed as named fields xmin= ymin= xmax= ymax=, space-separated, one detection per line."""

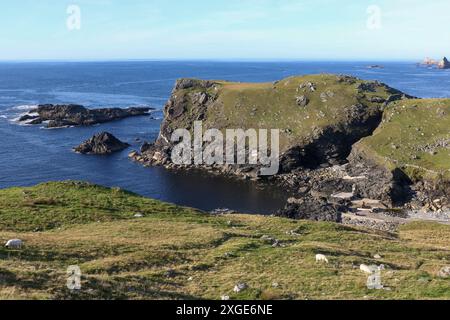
xmin=0 ymin=58 xmax=423 ymax=63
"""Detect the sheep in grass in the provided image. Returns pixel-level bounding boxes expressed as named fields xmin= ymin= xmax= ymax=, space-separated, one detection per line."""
xmin=360 ymin=264 xmax=385 ymax=274
xmin=315 ymin=254 xmax=329 ymax=264
xmin=5 ymin=239 xmax=24 ymax=249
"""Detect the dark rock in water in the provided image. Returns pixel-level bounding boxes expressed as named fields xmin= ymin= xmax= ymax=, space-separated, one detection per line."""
xmin=74 ymin=132 xmax=130 ymax=155
xmin=276 ymin=197 xmax=345 ymax=222
xmin=18 ymin=104 xmax=153 ymax=128
xmin=438 ymin=57 xmax=450 ymax=69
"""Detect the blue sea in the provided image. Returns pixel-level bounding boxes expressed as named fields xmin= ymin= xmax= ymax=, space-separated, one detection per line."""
xmin=0 ymin=61 xmax=449 ymax=213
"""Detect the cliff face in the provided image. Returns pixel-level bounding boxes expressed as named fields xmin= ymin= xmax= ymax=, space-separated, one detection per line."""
xmin=135 ymin=74 xmax=411 ymax=174
xmin=349 ymin=99 xmax=450 ymax=207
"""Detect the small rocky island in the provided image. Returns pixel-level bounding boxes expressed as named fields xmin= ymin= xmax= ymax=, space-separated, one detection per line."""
xmin=19 ymin=104 xmax=153 ymax=128
xmin=422 ymin=57 xmax=450 ymax=69
xmin=74 ymin=132 xmax=130 ymax=155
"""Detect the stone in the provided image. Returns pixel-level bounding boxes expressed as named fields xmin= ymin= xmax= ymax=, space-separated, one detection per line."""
xmin=233 ymin=283 xmax=248 ymax=293
xmin=438 ymin=266 xmax=450 ymax=278
xmin=296 ymin=95 xmax=309 ymax=107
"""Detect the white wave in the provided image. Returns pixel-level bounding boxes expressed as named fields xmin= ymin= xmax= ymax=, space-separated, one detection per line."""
xmin=10 ymin=111 xmax=39 ymax=123
xmin=9 ymin=104 xmax=38 ymax=111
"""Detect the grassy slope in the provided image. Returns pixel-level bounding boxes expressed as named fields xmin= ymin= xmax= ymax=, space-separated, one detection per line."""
xmin=355 ymin=99 xmax=450 ymax=180
xmin=0 ymin=182 xmax=449 ymax=300
xmin=175 ymin=74 xmax=395 ymax=151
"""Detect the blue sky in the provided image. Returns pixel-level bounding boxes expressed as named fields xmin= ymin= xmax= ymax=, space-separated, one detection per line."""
xmin=1 ymin=0 xmax=449 ymax=61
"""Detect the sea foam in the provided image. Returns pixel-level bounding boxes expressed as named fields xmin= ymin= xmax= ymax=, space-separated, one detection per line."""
xmin=9 ymin=104 xmax=38 ymax=111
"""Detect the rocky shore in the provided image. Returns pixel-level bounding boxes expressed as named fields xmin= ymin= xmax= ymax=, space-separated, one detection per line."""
xmin=128 ymin=74 xmax=450 ymax=229
xmin=18 ymin=104 xmax=153 ymax=128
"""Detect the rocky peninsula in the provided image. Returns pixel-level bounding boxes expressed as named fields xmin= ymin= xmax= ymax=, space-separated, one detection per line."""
xmin=18 ymin=104 xmax=153 ymax=128
xmin=129 ymin=75 xmax=450 ymax=225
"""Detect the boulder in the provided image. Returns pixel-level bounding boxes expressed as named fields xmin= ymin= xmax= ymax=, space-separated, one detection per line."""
xmin=296 ymin=95 xmax=309 ymax=107
xmin=438 ymin=266 xmax=450 ymax=278
xmin=74 ymin=132 xmax=130 ymax=155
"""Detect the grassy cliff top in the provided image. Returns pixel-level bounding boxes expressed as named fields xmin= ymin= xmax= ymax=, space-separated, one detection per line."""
xmin=1 ymin=182 xmax=449 ymax=300
xmin=355 ymin=99 xmax=450 ymax=181
xmin=169 ymin=74 xmax=404 ymax=152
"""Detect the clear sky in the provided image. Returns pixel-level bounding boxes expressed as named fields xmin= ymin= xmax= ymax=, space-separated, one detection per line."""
xmin=1 ymin=0 xmax=449 ymax=61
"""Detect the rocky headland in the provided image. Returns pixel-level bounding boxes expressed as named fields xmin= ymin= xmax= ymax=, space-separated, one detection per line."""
xmin=18 ymin=104 xmax=153 ymax=128
xmin=74 ymin=132 xmax=130 ymax=155
xmin=129 ymin=74 xmax=450 ymax=226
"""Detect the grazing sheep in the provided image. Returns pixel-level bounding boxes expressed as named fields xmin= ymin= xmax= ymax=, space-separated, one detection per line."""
xmin=315 ymin=254 xmax=329 ymax=264
xmin=360 ymin=264 xmax=381 ymax=274
xmin=5 ymin=239 xmax=23 ymax=249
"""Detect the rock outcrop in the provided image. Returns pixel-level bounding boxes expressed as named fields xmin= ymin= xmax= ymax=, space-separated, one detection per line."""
xmin=74 ymin=132 xmax=130 ymax=155
xmin=276 ymin=197 xmax=345 ymax=222
xmin=19 ymin=104 xmax=153 ymax=128
xmin=438 ymin=57 xmax=450 ymax=69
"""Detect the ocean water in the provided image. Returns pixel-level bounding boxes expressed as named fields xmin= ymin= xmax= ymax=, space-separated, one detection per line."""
xmin=0 ymin=61 xmax=449 ymax=213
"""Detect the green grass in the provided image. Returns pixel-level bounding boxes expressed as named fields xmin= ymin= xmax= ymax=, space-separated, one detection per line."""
xmin=355 ymin=99 xmax=450 ymax=181
xmin=0 ymin=182 xmax=449 ymax=300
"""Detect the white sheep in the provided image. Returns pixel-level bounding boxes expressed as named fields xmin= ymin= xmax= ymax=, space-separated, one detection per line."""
xmin=315 ymin=254 xmax=329 ymax=264
xmin=360 ymin=264 xmax=382 ymax=274
xmin=5 ymin=239 xmax=23 ymax=249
